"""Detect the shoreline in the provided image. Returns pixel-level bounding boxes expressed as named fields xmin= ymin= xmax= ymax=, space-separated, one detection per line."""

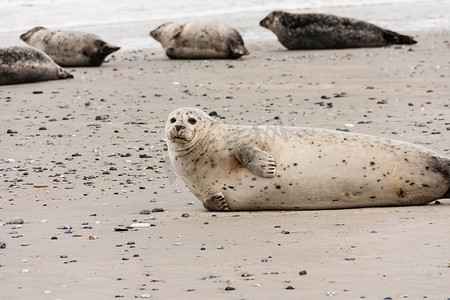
xmin=0 ymin=28 xmax=449 ymax=299
xmin=1 ymin=0 xmax=450 ymax=49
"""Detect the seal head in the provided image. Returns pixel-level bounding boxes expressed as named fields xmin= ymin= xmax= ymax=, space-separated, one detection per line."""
xmin=165 ymin=107 xmax=214 ymax=154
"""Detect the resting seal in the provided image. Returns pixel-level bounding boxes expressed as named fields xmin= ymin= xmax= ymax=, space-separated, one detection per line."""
xmin=166 ymin=108 xmax=449 ymax=211
xmin=0 ymin=46 xmax=73 ymax=86
xmin=20 ymin=27 xmax=120 ymax=67
xmin=150 ymin=21 xmax=249 ymax=59
xmin=260 ymin=11 xmax=417 ymax=49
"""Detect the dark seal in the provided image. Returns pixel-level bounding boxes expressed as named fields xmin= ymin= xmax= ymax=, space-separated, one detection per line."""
xmin=260 ymin=11 xmax=417 ymax=50
xmin=0 ymin=46 xmax=73 ymax=86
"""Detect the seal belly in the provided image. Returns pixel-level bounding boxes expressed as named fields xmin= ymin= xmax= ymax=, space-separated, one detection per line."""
xmin=220 ymin=129 xmax=448 ymax=210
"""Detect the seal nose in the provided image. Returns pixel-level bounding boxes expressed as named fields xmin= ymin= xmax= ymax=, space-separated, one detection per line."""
xmin=175 ymin=125 xmax=185 ymax=132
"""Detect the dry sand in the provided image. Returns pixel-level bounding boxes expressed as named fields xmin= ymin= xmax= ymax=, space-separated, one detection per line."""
xmin=1 ymin=30 xmax=449 ymax=299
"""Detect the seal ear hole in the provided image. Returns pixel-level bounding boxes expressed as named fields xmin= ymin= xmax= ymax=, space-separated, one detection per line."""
xmin=170 ymin=117 xmax=176 ymax=123
xmin=188 ymin=118 xmax=197 ymax=125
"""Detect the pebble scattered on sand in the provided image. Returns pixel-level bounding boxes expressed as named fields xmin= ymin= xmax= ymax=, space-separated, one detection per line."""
xmin=286 ymin=285 xmax=294 ymax=290
xmin=9 ymin=217 xmax=24 ymax=224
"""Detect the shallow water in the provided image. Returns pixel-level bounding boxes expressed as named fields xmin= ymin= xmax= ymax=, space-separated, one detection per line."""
xmin=0 ymin=0 xmax=449 ymax=49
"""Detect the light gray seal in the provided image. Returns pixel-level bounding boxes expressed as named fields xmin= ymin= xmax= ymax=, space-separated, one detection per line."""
xmin=260 ymin=11 xmax=417 ymax=50
xmin=150 ymin=21 xmax=249 ymax=59
xmin=0 ymin=46 xmax=73 ymax=86
xmin=20 ymin=27 xmax=120 ymax=67
xmin=166 ymin=108 xmax=449 ymax=211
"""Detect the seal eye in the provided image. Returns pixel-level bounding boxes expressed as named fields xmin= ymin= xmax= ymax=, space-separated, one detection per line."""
xmin=170 ymin=117 xmax=176 ymax=123
xmin=188 ymin=118 xmax=197 ymax=125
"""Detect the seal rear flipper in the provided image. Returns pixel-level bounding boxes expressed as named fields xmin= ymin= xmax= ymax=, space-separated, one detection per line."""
xmin=230 ymin=44 xmax=249 ymax=58
xmin=57 ymin=67 xmax=73 ymax=79
xmin=235 ymin=144 xmax=277 ymax=178
xmin=102 ymin=44 xmax=121 ymax=56
xmin=203 ymin=192 xmax=230 ymax=211
xmin=227 ymin=30 xmax=249 ymax=58
xmin=382 ymin=29 xmax=417 ymax=45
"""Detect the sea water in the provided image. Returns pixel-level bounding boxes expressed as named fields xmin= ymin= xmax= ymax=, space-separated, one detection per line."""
xmin=0 ymin=0 xmax=449 ymax=49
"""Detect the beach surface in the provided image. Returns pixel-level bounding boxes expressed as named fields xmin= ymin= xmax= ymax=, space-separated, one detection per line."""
xmin=1 ymin=28 xmax=450 ymax=299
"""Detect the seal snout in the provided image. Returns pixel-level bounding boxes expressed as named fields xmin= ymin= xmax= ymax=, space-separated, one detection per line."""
xmin=175 ymin=125 xmax=185 ymax=132
xmin=259 ymin=18 xmax=268 ymax=28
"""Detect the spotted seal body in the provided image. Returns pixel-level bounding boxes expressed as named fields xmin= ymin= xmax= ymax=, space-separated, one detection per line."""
xmin=260 ymin=11 xmax=417 ymax=50
xmin=0 ymin=46 xmax=73 ymax=85
xmin=166 ymin=108 xmax=449 ymax=211
xmin=150 ymin=21 xmax=249 ymax=59
xmin=20 ymin=27 xmax=120 ymax=67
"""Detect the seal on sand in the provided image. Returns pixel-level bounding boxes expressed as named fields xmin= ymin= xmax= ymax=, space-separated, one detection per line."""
xmin=150 ymin=21 xmax=249 ymax=59
xmin=0 ymin=46 xmax=73 ymax=86
xmin=260 ymin=11 xmax=417 ymax=50
xmin=20 ymin=27 xmax=120 ymax=67
xmin=166 ymin=108 xmax=449 ymax=211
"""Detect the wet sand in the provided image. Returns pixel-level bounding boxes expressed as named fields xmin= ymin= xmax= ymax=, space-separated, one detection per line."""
xmin=0 ymin=30 xmax=449 ymax=299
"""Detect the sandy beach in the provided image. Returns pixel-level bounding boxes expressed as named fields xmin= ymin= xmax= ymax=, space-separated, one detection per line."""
xmin=1 ymin=28 xmax=449 ymax=299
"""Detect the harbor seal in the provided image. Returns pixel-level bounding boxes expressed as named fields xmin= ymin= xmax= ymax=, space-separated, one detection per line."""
xmin=260 ymin=11 xmax=417 ymax=50
xmin=150 ymin=21 xmax=249 ymax=59
xmin=0 ymin=46 xmax=73 ymax=86
xmin=166 ymin=108 xmax=449 ymax=211
xmin=20 ymin=27 xmax=120 ymax=67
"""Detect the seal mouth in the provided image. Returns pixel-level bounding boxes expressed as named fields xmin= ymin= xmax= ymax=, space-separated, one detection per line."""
xmin=169 ymin=134 xmax=191 ymax=143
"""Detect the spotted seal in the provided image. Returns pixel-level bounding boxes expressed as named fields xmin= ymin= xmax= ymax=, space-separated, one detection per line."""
xmin=20 ymin=27 xmax=120 ymax=67
xmin=260 ymin=11 xmax=417 ymax=50
xmin=166 ymin=108 xmax=449 ymax=211
xmin=0 ymin=46 xmax=73 ymax=86
xmin=150 ymin=21 xmax=249 ymax=59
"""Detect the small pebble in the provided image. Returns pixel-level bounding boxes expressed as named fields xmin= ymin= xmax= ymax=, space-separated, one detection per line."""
xmin=299 ymin=270 xmax=307 ymax=275
xmin=152 ymin=208 xmax=164 ymax=213
xmin=130 ymin=223 xmax=150 ymax=228
xmin=181 ymin=213 xmax=189 ymax=218
xmin=336 ymin=128 xmax=350 ymax=132
xmin=9 ymin=217 xmax=24 ymax=224
xmin=140 ymin=293 xmax=150 ymax=298
xmin=225 ymin=286 xmax=235 ymax=291
xmin=0 ymin=242 xmax=6 ymax=249
xmin=286 ymin=285 xmax=294 ymax=290
xmin=140 ymin=209 xmax=151 ymax=215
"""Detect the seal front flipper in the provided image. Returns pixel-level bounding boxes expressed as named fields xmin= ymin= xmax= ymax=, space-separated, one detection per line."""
xmin=203 ymin=192 xmax=230 ymax=211
xmin=235 ymin=144 xmax=277 ymax=178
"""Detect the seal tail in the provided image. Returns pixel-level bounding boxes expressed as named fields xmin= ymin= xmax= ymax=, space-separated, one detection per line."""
xmin=382 ymin=29 xmax=417 ymax=45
